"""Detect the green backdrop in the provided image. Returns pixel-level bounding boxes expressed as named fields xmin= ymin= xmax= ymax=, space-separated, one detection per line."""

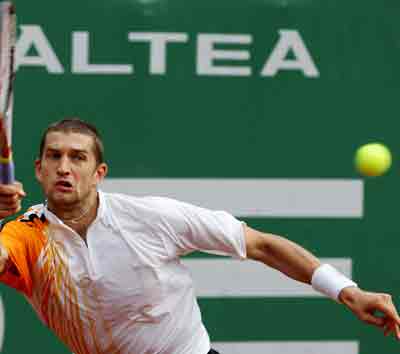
xmin=0 ymin=0 xmax=399 ymax=353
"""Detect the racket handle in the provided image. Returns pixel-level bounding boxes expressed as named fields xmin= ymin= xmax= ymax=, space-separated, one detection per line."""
xmin=0 ymin=159 xmax=14 ymax=184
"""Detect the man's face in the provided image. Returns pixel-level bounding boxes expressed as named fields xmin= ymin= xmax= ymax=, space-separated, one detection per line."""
xmin=35 ymin=131 xmax=107 ymax=208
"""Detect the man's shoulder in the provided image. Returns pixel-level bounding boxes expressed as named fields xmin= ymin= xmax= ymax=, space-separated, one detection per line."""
xmin=102 ymin=192 xmax=185 ymax=218
xmin=102 ymin=192 xmax=189 ymax=236
xmin=1 ymin=203 xmax=47 ymax=236
xmin=18 ymin=204 xmax=46 ymax=223
xmin=7 ymin=204 xmax=47 ymax=228
xmin=103 ymin=191 xmax=178 ymax=208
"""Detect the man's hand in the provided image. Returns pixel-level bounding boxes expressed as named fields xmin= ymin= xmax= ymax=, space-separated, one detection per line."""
xmin=339 ymin=286 xmax=400 ymax=340
xmin=0 ymin=181 xmax=26 ymax=219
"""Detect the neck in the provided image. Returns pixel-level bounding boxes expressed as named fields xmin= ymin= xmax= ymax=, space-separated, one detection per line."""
xmin=47 ymin=193 xmax=99 ymax=231
xmin=62 ymin=203 xmax=93 ymax=224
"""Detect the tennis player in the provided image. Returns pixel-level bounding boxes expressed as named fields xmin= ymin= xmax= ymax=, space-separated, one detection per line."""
xmin=0 ymin=118 xmax=398 ymax=354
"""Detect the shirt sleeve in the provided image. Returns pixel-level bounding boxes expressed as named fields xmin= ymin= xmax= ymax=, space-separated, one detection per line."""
xmin=149 ymin=197 xmax=247 ymax=259
xmin=0 ymin=220 xmax=41 ymax=297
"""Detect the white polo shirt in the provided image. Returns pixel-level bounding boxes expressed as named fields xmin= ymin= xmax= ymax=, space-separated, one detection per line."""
xmin=0 ymin=191 xmax=247 ymax=354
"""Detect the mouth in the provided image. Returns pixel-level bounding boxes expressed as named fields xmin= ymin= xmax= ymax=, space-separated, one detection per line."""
xmin=55 ymin=180 xmax=73 ymax=192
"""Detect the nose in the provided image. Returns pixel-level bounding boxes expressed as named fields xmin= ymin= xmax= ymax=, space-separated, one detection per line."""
xmin=56 ymin=156 xmax=71 ymax=176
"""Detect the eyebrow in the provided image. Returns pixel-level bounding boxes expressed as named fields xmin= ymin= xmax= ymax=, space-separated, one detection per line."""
xmin=45 ymin=147 xmax=89 ymax=154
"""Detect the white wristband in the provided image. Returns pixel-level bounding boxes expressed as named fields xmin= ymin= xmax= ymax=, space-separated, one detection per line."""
xmin=311 ymin=264 xmax=357 ymax=302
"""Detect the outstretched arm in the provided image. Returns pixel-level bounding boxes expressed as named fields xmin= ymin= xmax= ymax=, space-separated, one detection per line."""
xmin=245 ymin=224 xmax=320 ymax=283
xmin=244 ymin=225 xmax=400 ymax=339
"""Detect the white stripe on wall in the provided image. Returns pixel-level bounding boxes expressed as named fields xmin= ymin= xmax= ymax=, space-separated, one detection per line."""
xmin=101 ymin=178 xmax=363 ymax=218
xmin=212 ymin=341 xmax=359 ymax=354
xmin=182 ymin=258 xmax=352 ymax=297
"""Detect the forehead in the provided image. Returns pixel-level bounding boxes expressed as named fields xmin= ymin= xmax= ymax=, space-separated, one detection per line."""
xmin=44 ymin=131 xmax=95 ymax=152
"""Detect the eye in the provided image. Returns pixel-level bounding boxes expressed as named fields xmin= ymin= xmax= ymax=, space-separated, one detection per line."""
xmin=47 ymin=151 xmax=61 ymax=159
xmin=72 ymin=154 xmax=86 ymax=161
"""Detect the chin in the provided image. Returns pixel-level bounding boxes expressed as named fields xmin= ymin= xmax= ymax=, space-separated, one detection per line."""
xmin=49 ymin=192 xmax=78 ymax=206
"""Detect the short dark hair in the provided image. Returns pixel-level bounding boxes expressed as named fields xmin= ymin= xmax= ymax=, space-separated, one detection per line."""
xmin=39 ymin=118 xmax=104 ymax=165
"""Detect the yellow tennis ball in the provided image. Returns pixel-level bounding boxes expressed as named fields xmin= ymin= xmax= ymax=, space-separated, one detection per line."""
xmin=355 ymin=143 xmax=392 ymax=177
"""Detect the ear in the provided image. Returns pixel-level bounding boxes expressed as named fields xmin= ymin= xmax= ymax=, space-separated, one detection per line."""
xmin=94 ymin=163 xmax=108 ymax=185
xmin=34 ymin=158 xmax=42 ymax=183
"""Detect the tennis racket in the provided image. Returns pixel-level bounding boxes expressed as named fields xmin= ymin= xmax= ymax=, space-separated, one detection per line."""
xmin=0 ymin=1 xmax=16 ymax=184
